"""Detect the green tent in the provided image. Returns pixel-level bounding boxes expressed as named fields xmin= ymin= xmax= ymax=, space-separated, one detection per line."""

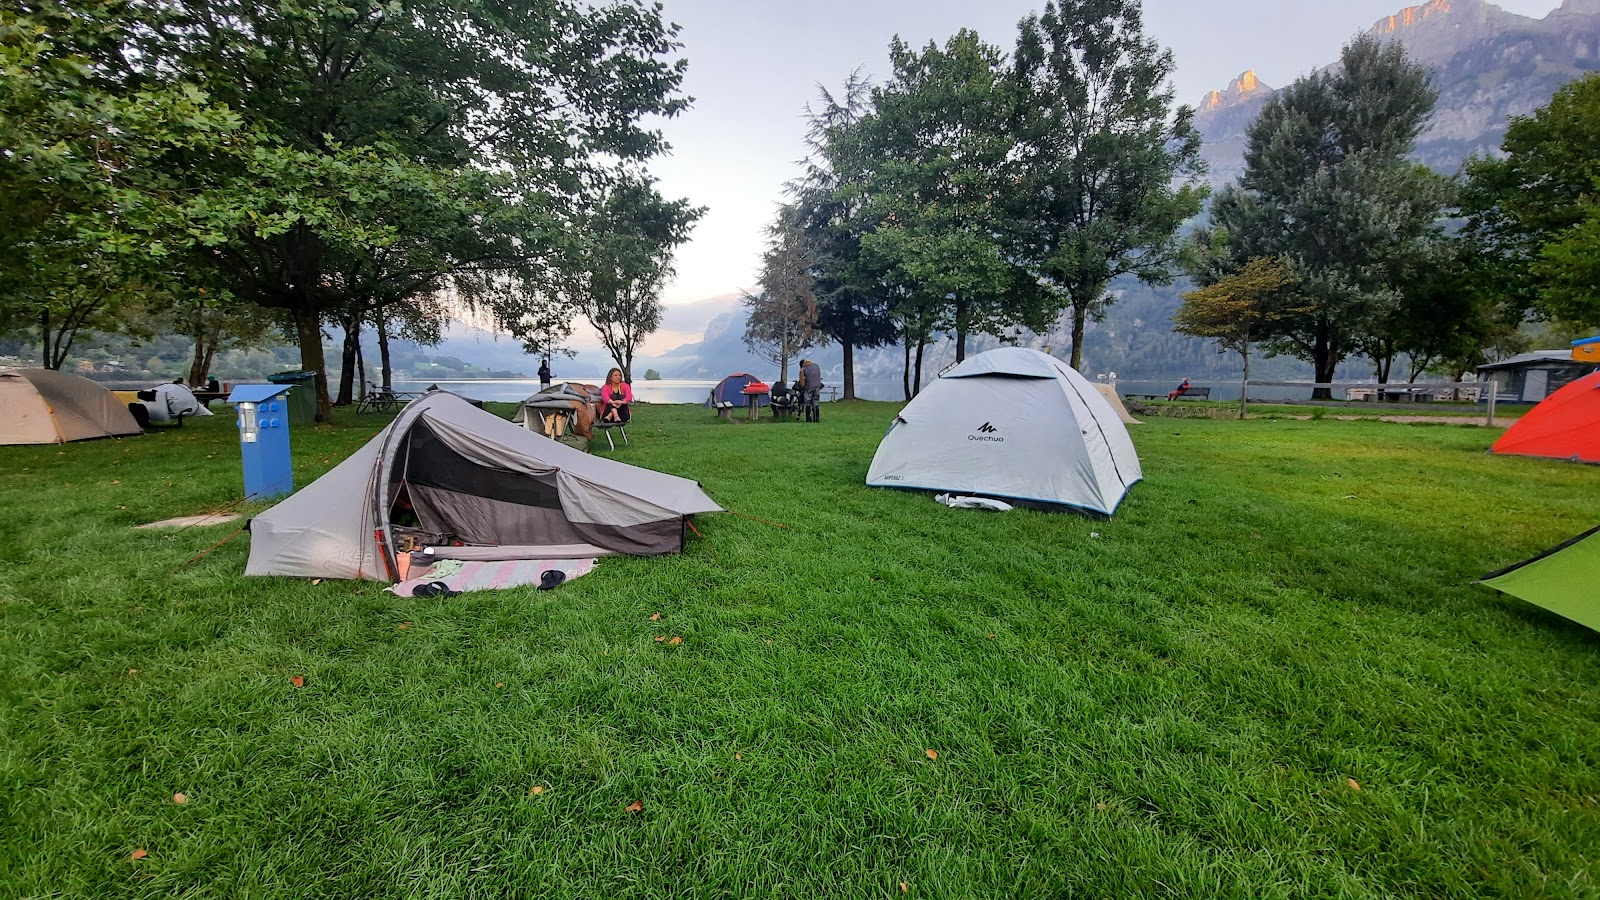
xmin=1481 ymin=524 xmax=1600 ymax=632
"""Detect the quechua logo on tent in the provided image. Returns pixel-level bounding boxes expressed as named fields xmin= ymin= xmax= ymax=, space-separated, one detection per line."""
xmin=969 ymin=422 xmax=1003 ymax=443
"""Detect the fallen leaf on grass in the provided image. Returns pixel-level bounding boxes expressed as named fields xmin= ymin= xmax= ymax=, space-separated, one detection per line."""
xmin=529 ymin=785 xmax=544 ymax=796
xmin=625 ymin=800 xmax=644 ymax=814
xmin=290 ymin=676 xmax=305 ymax=688
xmin=127 ymin=669 xmax=137 ymax=675
xmin=110 ymin=480 xmax=121 ymax=485
xmin=648 ymin=612 xmax=661 ymax=621
xmin=495 ymin=682 xmax=505 ymax=688
xmin=130 ymin=849 xmax=148 ymax=860
xmin=735 ymin=752 xmax=743 ymax=760
xmin=654 ymin=635 xmax=666 ymax=643
xmin=311 ymin=579 xmax=323 ymax=586
xmin=397 ymin=622 xmax=411 ymax=630
xmin=900 ymin=883 xmax=910 ymax=893
xmin=764 ymin=639 xmax=773 ymax=645
xmin=669 ymin=636 xmax=682 ymax=645
xmin=172 ymin=793 xmax=188 ymax=805
xmin=924 ymin=749 xmax=938 ymax=761
xmin=1348 ymin=778 xmax=1362 ymax=792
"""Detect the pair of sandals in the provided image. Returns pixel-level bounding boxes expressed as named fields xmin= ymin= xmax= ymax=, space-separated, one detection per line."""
xmin=409 ymin=569 xmax=566 ymax=598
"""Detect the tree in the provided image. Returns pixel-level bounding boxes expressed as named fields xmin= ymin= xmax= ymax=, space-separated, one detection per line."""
xmin=1209 ymin=35 xmax=1449 ymax=398
xmin=743 ymin=211 xmax=822 ymax=381
xmin=146 ymin=0 xmax=693 ymax=418
xmin=855 ymin=30 xmax=1030 ymax=363
xmin=0 ymin=0 xmax=245 ymax=368
xmin=1010 ymin=0 xmax=1207 ymax=371
xmin=790 ymin=73 xmax=898 ymax=400
xmin=1173 ymin=257 xmax=1300 ymax=418
xmin=1462 ymin=73 xmax=1600 ymax=330
xmin=571 ymin=178 xmax=701 ymax=383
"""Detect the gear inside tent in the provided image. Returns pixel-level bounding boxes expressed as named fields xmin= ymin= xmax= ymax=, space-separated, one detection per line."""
xmin=865 ymin=347 xmax=1142 ymax=516
xmin=1480 ymin=524 xmax=1600 ymax=632
xmin=0 ymin=368 xmax=142 ymax=445
xmin=246 ymin=391 xmax=721 ymax=581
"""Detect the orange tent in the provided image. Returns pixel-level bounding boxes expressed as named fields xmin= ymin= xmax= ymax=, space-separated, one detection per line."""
xmin=1491 ymin=370 xmax=1600 ymax=463
xmin=0 ymin=369 xmax=142 ymax=445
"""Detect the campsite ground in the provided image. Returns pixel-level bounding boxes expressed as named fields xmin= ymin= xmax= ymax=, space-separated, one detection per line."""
xmin=1 ymin=402 xmax=1596 ymax=899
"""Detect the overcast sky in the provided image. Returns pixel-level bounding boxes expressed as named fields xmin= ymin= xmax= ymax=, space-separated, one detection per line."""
xmin=647 ymin=0 xmax=1564 ymax=310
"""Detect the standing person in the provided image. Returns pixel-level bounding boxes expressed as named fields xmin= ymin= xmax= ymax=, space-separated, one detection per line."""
xmin=599 ymin=367 xmax=632 ymax=423
xmin=797 ymin=358 xmax=823 ymax=423
xmin=538 ymin=358 xmax=552 ymax=389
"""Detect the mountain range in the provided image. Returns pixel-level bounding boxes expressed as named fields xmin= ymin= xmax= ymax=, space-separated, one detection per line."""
xmin=1196 ymin=0 xmax=1600 ymax=184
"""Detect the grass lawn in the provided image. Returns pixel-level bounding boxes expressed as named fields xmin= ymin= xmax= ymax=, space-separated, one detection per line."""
xmin=2 ymin=400 xmax=1597 ymax=899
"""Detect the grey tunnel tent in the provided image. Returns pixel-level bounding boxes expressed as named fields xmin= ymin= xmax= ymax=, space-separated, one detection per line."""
xmin=246 ymin=392 xmax=722 ymax=580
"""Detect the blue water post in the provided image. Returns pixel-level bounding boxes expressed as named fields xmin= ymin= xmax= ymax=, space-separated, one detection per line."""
xmin=227 ymin=385 xmax=295 ymax=500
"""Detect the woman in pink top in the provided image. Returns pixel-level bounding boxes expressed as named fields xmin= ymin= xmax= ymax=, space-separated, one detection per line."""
xmin=599 ymin=367 xmax=632 ymax=423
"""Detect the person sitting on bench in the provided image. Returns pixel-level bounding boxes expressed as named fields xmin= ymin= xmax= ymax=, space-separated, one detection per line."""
xmin=1167 ymin=378 xmax=1192 ymax=401
xmin=599 ymin=367 xmax=632 ymax=424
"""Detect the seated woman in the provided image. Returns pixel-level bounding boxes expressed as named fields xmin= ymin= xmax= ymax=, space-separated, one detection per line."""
xmin=598 ymin=367 xmax=632 ymax=424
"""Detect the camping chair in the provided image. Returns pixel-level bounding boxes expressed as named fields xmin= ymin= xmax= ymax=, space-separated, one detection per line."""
xmin=593 ymin=406 xmax=629 ymax=450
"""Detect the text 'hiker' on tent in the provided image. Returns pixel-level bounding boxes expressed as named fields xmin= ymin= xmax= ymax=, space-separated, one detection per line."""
xmin=0 ymin=369 xmax=142 ymax=445
xmin=246 ymin=392 xmax=722 ymax=581
xmin=865 ymin=347 xmax=1142 ymax=516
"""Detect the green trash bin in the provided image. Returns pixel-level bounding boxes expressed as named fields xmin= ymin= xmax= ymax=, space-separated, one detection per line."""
xmin=266 ymin=370 xmax=318 ymax=426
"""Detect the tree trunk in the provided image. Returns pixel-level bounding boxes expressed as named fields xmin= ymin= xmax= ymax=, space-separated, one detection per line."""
xmin=1312 ymin=318 xmax=1335 ymax=400
xmin=40 ymin=309 xmax=51 ymax=368
xmin=913 ymin=336 xmax=927 ymax=397
xmin=377 ymin=313 xmax=393 ymax=390
xmin=841 ymin=339 xmax=855 ymax=400
xmin=902 ymin=334 xmax=913 ymax=401
xmin=1239 ymin=345 xmax=1250 ymax=420
xmin=189 ymin=326 xmax=207 ymax=386
xmin=336 ymin=311 xmax=360 ymax=406
xmin=954 ymin=296 xmax=967 ymax=363
xmin=356 ymin=336 xmax=366 ymax=400
xmin=291 ymin=305 xmax=333 ymax=422
xmin=1069 ymin=302 xmax=1088 ymax=371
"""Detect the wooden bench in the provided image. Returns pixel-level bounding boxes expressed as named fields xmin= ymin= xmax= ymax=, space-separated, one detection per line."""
xmin=1127 ymin=387 xmax=1212 ymax=401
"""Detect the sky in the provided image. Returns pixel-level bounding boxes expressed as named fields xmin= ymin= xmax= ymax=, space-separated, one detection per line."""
xmin=643 ymin=0 xmax=1566 ymax=336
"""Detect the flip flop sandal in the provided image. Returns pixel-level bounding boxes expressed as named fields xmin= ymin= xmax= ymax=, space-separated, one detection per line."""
xmin=538 ymin=570 xmax=566 ymax=590
xmin=413 ymin=581 xmax=457 ymax=598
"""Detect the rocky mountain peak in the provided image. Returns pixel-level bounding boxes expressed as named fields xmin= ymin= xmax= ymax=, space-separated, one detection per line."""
xmin=1199 ymin=69 xmax=1269 ymax=112
xmin=1553 ymin=0 xmax=1600 ymax=16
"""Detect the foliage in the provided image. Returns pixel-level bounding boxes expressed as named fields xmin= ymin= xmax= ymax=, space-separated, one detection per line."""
xmin=1173 ymin=257 xmax=1300 ymax=417
xmin=1010 ymin=0 xmax=1207 ymax=371
xmin=642 ymin=369 xmax=661 ymax=381
xmin=742 ymin=209 xmax=822 ymax=381
xmin=135 ymin=0 xmax=693 ymax=418
xmin=1207 ymin=35 xmax=1451 ymax=396
xmin=2 ymin=407 xmax=1598 ymax=897
xmin=0 ymin=0 xmax=247 ymax=367
xmin=1462 ymin=73 xmax=1600 ymax=329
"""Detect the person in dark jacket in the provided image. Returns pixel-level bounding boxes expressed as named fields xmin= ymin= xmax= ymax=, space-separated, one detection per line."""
xmin=796 ymin=358 xmax=823 ymax=422
xmin=538 ymin=358 xmax=552 ymax=389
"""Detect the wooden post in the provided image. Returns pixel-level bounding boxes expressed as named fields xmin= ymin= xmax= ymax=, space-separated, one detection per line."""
xmin=1486 ymin=378 xmax=1497 ymax=427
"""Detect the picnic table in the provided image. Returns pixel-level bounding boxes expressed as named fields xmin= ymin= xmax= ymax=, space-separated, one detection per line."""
xmin=740 ymin=383 xmax=770 ymax=421
xmin=192 ymin=390 xmax=228 ymax=409
xmin=357 ymin=386 xmax=423 ymax=414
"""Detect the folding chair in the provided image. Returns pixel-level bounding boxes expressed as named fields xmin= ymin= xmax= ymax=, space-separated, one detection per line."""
xmin=593 ymin=412 xmax=629 ymax=450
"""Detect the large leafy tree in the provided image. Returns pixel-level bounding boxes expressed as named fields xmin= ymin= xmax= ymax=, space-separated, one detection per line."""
xmin=143 ymin=0 xmax=691 ymax=418
xmin=856 ymin=29 xmax=1034 ymax=363
xmin=1463 ymin=73 xmax=1600 ymax=330
xmin=1173 ymin=257 xmax=1301 ymax=418
xmin=1208 ymin=35 xmax=1449 ymax=397
xmin=571 ymin=178 xmax=702 ymax=383
xmin=789 ymin=74 xmax=898 ymax=400
xmin=0 ymin=0 xmax=244 ymax=368
xmin=1010 ymin=0 xmax=1207 ymax=371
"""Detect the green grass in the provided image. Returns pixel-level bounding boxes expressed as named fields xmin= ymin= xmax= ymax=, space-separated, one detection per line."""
xmin=1 ymin=402 xmax=1597 ymax=899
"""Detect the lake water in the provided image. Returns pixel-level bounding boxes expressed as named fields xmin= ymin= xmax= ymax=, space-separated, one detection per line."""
xmin=390 ymin=378 xmax=918 ymax=404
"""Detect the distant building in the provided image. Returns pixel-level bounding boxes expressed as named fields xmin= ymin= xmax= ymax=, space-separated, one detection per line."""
xmin=1478 ymin=351 xmax=1600 ymax=403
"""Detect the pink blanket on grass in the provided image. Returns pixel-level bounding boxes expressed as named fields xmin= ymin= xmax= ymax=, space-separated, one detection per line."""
xmin=392 ymin=557 xmax=597 ymax=597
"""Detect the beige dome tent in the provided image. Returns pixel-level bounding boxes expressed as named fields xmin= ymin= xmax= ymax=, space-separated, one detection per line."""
xmin=0 ymin=369 xmax=142 ymax=445
xmin=246 ymin=391 xmax=722 ymax=581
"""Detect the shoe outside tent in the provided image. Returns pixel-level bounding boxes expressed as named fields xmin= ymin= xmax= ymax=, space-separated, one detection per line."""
xmin=0 ymin=369 xmax=142 ymax=445
xmin=246 ymin=392 xmax=721 ymax=580
xmin=1480 ymin=524 xmax=1600 ymax=632
xmin=865 ymin=347 xmax=1142 ymax=516
xmin=1490 ymin=370 xmax=1600 ymax=463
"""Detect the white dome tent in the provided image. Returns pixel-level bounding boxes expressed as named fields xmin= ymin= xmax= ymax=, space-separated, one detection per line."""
xmin=865 ymin=347 xmax=1142 ymax=516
